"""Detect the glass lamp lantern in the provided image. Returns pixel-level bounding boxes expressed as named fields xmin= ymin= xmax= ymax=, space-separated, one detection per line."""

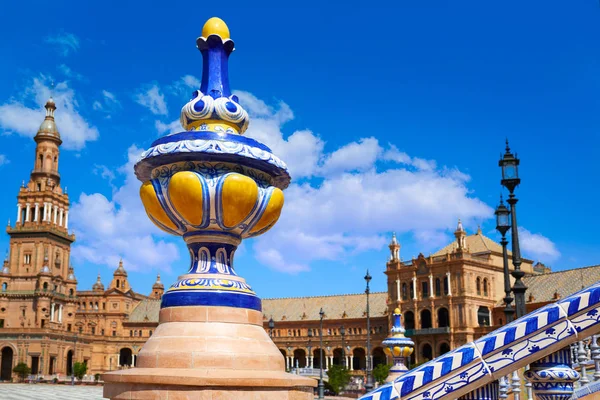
xmin=499 ymin=141 xmax=521 ymax=193
xmin=495 ymin=197 xmax=511 ymax=236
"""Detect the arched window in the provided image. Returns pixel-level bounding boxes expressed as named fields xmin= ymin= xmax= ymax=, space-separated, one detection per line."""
xmin=483 ymin=278 xmax=488 ymax=296
xmin=404 ymin=311 xmax=415 ymax=330
xmin=476 ymin=277 xmax=481 ymax=295
xmin=477 ymin=306 xmax=491 ymax=326
xmin=116 ymin=279 xmax=120 ymax=289
xmin=435 ymin=278 xmax=441 ymax=297
xmin=409 ymin=283 xmax=414 ymax=299
xmin=439 ymin=342 xmax=451 ymax=355
xmin=401 ymin=283 xmax=408 ymax=300
xmin=443 ymin=276 xmax=449 ymax=295
xmin=437 ymin=307 xmax=450 ymax=328
xmin=421 ymin=343 xmax=433 ymax=362
xmin=69 ymin=288 xmax=74 ymax=296
xmin=421 ymin=281 xmax=429 ymax=298
xmin=420 ymin=309 xmax=432 ymax=329
xmin=1 ymin=283 xmax=6 ymax=292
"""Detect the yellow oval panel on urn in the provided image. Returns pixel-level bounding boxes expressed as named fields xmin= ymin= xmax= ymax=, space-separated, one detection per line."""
xmin=250 ymin=188 xmax=284 ymax=234
xmin=168 ymin=171 xmax=204 ymax=226
xmin=140 ymin=181 xmax=178 ymax=232
xmin=220 ymin=174 xmax=259 ymax=228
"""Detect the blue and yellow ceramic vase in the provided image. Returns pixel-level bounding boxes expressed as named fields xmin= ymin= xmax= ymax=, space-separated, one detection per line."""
xmin=103 ymin=18 xmax=314 ymax=400
xmin=135 ymin=18 xmax=289 ymax=313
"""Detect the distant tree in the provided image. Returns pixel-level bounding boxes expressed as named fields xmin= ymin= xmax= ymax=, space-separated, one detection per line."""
xmin=326 ymin=365 xmax=351 ymax=395
xmin=13 ymin=362 xmax=31 ymax=382
xmin=73 ymin=362 xmax=87 ymax=381
xmin=373 ymin=363 xmax=391 ymax=385
xmin=94 ymin=373 xmax=101 ymax=382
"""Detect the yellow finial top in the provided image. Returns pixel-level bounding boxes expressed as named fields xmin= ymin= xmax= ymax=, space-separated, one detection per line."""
xmin=394 ymin=308 xmax=401 ymax=314
xmin=202 ymin=17 xmax=230 ymax=39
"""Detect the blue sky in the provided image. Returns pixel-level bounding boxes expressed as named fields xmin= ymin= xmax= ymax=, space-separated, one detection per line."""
xmin=0 ymin=1 xmax=599 ymax=299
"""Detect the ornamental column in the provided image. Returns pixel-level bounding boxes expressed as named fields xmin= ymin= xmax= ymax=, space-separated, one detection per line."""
xmin=428 ymin=274 xmax=434 ymax=298
xmin=47 ymin=204 xmax=52 ymax=223
xmin=16 ymin=204 xmax=22 ymax=223
xmin=42 ymin=203 xmax=47 ymax=221
xmin=396 ymin=279 xmax=401 ymax=303
xmin=50 ymin=303 xmax=55 ymax=322
xmin=64 ymin=211 xmax=69 ymax=229
xmin=59 ymin=209 xmax=64 ymax=226
xmin=25 ymin=203 xmax=31 ymax=222
xmin=53 ymin=206 xmax=58 ymax=224
xmin=412 ymin=277 xmax=417 ymax=300
xmin=446 ymin=272 xmax=452 ymax=296
xmin=34 ymin=203 xmax=39 ymax=222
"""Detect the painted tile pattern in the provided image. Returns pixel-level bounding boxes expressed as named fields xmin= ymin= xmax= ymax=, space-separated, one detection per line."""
xmin=358 ymin=281 xmax=600 ymax=400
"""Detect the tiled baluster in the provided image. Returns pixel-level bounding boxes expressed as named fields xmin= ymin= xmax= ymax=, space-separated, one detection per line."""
xmin=511 ymin=370 xmax=521 ymax=400
xmin=459 ymin=380 xmax=499 ymax=400
xmin=524 ymin=346 xmax=580 ymax=400
xmin=579 ymin=340 xmax=590 ymax=385
xmin=499 ymin=376 xmax=508 ymax=399
xmin=524 ymin=364 xmax=533 ymax=399
xmin=591 ymin=335 xmax=600 ymax=381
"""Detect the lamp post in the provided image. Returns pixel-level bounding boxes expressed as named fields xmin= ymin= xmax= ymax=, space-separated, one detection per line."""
xmin=365 ymin=270 xmax=374 ymax=392
xmin=495 ymin=195 xmax=514 ymax=323
xmin=307 ymin=329 xmax=313 ymax=370
xmin=340 ymin=326 xmax=346 ymax=368
xmin=268 ymin=317 xmax=274 ymax=338
xmin=499 ymin=140 xmax=527 ymax=318
xmin=318 ymin=308 xmax=325 ymax=399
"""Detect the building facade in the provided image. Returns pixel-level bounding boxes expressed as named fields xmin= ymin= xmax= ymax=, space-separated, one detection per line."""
xmin=0 ymin=100 xmax=595 ymax=384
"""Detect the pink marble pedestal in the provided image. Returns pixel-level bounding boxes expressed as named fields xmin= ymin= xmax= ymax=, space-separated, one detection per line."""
xmin=103 ymin=306 xmax=316 ymax=399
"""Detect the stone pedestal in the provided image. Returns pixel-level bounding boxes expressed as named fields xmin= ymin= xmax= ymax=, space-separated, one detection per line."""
xmin=103 ymin=306 xmax=315 ymax=399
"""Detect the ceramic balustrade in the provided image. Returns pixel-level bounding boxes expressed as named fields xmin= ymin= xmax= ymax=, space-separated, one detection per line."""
xmin=359 ymin=281 xmax=600 ymax=400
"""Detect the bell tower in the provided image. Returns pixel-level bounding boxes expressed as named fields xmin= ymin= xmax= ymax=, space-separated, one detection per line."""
xmin=4 ymin=97 xmax=76 ymax=330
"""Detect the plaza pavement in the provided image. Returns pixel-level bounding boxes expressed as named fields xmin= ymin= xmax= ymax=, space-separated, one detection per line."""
xmin=0 ymin=383 xmax=105 ymax=399
xmin=0 ymin=384 xmax=357 ymax=399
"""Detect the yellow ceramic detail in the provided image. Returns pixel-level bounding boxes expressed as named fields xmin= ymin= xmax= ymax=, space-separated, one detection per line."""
xmin=250 ymin=188 xmax=284 ymax=233
xmin=188 ymin=119 xmax=239 ymax=134
xmin=393 ymin=347 xmax=401 ymax=357
xmin=404 ymin=347 xmax=414 ymax=357
xmin=384 ymin=347 xmax=392 ymax=356
xmin=168 ymin=171 xmax=204 ymax=226
xmin=394 ymin=308 xmax=401 ymax=314
xmin=221 ymin=174 xmax=258 ymax=228
xmin=140 ymin=182 xmax=178 ymax=231
xmin=202 ymin=17 xmax=230 ymax=40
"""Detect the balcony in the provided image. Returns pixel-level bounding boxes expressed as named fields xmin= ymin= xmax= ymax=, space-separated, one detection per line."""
xmin=404 ymin=327 xmax=451 ymax=336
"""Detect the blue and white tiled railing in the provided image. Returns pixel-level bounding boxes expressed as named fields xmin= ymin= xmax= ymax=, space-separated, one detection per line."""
xmin=359 ymin=281 xmax=600 ymax=400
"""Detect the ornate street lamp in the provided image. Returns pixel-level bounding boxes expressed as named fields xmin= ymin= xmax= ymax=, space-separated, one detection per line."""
xmin=499 ymin=140 xmax=527 ymax=318
xmin=495 ymin=195 xmax=514 ymax=323
xmin=340 ymin=326 xmax=346 ymax=368
xmin=318 ymin=308 xmax=325 ymax=399
xmin=268 ymin=317 xmax=275 ymax=338
xmin=364 ymin=270 xmax=374 ymax=392
xmin=307 ymin=329 xmax=313 ymax=369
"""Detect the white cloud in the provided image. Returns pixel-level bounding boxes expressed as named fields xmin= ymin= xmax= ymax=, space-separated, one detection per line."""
xmin=0 ymin=155 xmax=8 ymax=166
xmin=519 ymin=227 xmax=561 ymax=263
xmin=234 ymin=92 xmax=493 ymax=273
xmin=70 ymin=145 xmax=180 ymax=273
xmin=45 ymin=33 xmax=80 ymax=56
xmin=321 ymin=137 xmax=381 ymax=175
xmin=155 ymin=119 xmax=182 ymax=136
xmin=135 ymin=84 xmax=167 ymax=115
xmin=0 ymin=77 xmax=99 ymax=150
xmin=168 ymin=75 xmax=202 ymax=100
xmin=93 ymin=90 xmax=121 ymax=117
xmin=58 ymin=64 xmax=85 ymax=81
